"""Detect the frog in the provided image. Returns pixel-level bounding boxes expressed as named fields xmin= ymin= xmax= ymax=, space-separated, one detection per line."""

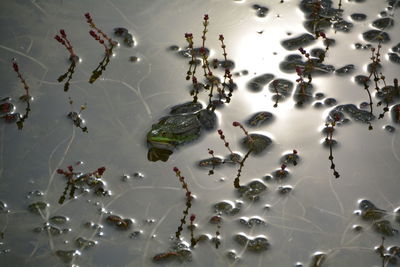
xmin=147 ymin=102 xmax=216 ymax=162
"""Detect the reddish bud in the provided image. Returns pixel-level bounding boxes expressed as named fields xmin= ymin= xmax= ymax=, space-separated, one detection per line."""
xmin=54 ymin=35 xmax=62 ymax=42
xmin=67 ymin=165 xmax=73 ymax=172
xmin=204 ymin=14 xmax=209 ymax=21
xmin=293 ymin=149 xmax=298 ymax=154
xmin=232 ymin=121 xmax=240 ymax=127
xmin=173 ymin=166 xmax=179 ymax=173
xmin=319 ymin=31 xmax=326 ymax=38
xmin=97 ymin=167 xmax=106 ymax=175
xmin=219 ymin=34 xmax=224 ymax=41
xmin=217 ymin=129 xmax=223 ymax=135
xmin=60 ymin=29 xmax=66 ymax=37
xmin=84 ymin=13 xmax=91 ymax=20
xmin=190 ymin=214 xmax=196 ymax=222
xmin=89 ymin=30 xmax=96 ymax=38
xmin=57 ymin=169 xmax=64 ymax=174
xmin=281 ymin=164 xmax=287 ymax=170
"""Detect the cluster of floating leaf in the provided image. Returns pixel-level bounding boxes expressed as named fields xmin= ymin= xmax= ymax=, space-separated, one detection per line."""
xmin=56 ymin=164 xmax=108 ymax=204
xmin=0 ymin=60 xmax=33 ymax=130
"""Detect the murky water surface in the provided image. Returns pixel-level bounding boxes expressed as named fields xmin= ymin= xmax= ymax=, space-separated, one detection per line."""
xmin=0 ymin=0 xmax=400 ymax=266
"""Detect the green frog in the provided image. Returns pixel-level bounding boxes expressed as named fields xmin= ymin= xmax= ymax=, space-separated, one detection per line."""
xmin=147 ymin=102 xmax=216 ymax=162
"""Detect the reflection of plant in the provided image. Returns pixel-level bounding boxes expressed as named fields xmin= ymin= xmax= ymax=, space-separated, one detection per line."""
xmin=57 ymin=61 xmax=76 ymax=92
xmin=88 ymin=52 xmax=114 ymax=83
xmin=12 ymin=59 xmax=31 ymax=130
xmin=185 ymin=15 xmax=234 ymax=110
xmin=213 ymin=219 xmax=221 ymax=249
xmin=67 ymin=97 xmax=88 ymax=133
xmin=188 ymin=214 xmax=200 ymax=247
xmin=57 ymin=164 xmax=107 ymax=204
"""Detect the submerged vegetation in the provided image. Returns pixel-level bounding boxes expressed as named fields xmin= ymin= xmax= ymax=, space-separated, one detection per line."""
xmin=57 ymin=164 xmax=108 ymax=204
xmin=67 ymin=97 xmax=88 ymax=133
xmin=54 ymin=29 xmax=79 ymax=91
xmin=12 ymin=59 xmax=31 ymax=130
xmin=85 ymin=12 xmax=118 ymax=83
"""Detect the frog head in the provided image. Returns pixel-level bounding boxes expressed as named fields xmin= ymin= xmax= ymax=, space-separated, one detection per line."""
xmin=147 ymin=127 xmax=180 ymax=149
xmin=147 ymin=127 xmax=200 ymax=148
xmin=146 ymin=114 xmax=201 ymax=149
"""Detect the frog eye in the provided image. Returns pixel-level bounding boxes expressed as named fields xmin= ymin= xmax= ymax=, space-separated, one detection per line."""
xmin=161 ymin=131 xmax=167 ymax=137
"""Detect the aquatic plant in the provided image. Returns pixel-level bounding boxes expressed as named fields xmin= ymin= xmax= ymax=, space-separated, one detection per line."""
xmin=57 ymin=165 xmax=107 ymax=204
xmin=206 ymin=148 xmax=218 ymax=175
xmin=362 ymin=39 xmax=384 ymax=117
xmin=185 ymin=15 xmax=234 ymax=109
xmin=85 ymin=13 xmax=117 ymax=54
xmin=324 ymin=116 xmax=340 ymax=178
xmin=85 ymin=12 xmax=117 ymax=83
xmin=375 ymin=236 xmax=400 ymax=266
xmin=67 ymin=97 xmax=88 ymax=133
xmin=173 ymin=167 xmax=194 ymax=240
xmin=54 ymin=29 xmax=79 ymax=92
xmin=377 ymin=78 xmax=399 ymax=119
xmin=12 ymin=59 xmax=31 ymax=130
xmin=295 ymin=32 xmax=329 ymax=104
xmin=54 ymin=29 xmax=79 ymax=62
xmin=314 ymin=31 xmax=329 ymax=63
xmin=217 ymin=122 xmax=254 ymax=188
xmin=57 ymin=60 xmax=77 ymax=92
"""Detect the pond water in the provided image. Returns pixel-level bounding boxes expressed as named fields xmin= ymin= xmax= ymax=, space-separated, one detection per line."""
xmin=0 ymin=0 xmax=400 ymax=266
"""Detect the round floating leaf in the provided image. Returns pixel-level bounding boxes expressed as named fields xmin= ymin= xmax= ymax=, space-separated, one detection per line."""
xmin=242 ymin=134 xmax=272 ymax=154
